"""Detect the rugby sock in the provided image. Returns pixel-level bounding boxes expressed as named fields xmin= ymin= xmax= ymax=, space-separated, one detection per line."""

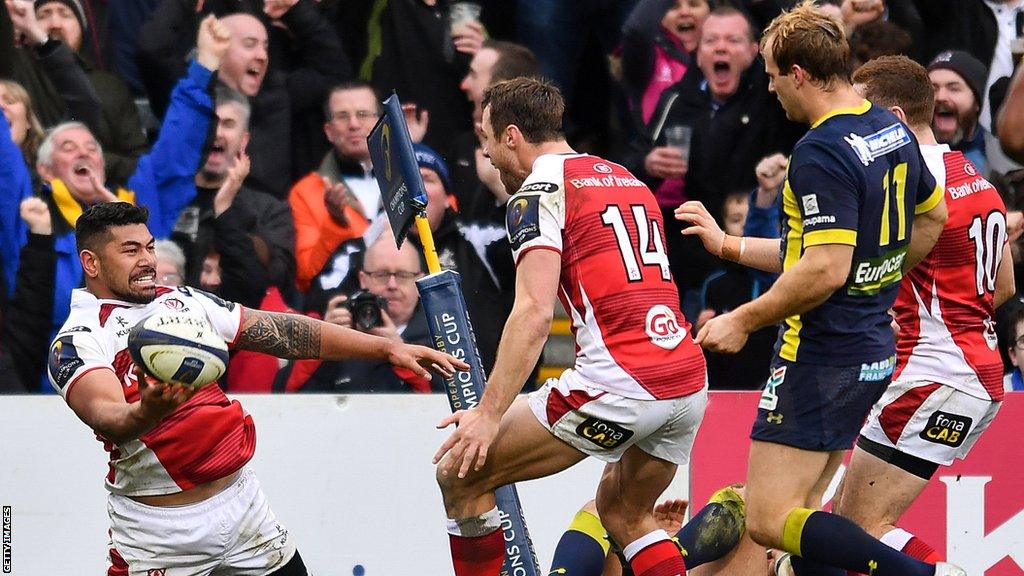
xmin=880 ymin=528 xmax=942 ymax=563
xmin=790 ymin=555 xmax=845 ymax=575
xmin=447 ymin=507 xmax=504 ymax=576
xmin=549 ymin=509 xmax=611 ymax=576
xmin=624 ymin=530 xmax=687 ymax=576
xmin=782 ymin=509 xmax=934 ymax=576
xmin=673 ymin=501 xmax=744 ymax=568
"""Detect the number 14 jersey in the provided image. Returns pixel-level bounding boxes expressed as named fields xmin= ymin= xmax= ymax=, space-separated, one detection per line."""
xmin=893 ymin=145 xmax=1007 ymax=401
xmin=506 ymin=153 xmax=706 ymax=401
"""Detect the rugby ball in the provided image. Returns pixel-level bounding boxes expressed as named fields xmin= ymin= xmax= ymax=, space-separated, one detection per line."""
xmin=127 ymin=312 xmax=229 ymax=388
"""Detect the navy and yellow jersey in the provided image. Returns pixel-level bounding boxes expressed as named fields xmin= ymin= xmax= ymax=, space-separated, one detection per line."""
xmin=776 ymin=101 xmax=942 ymax=365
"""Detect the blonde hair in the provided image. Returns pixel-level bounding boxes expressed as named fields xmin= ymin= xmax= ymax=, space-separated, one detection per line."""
xmin=0 ymin=80 xmax=45 ymax=166
xmin=761 ymin=0 xmax=850 ymax=90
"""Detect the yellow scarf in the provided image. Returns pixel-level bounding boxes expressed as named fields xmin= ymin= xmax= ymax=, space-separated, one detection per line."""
xmin=50 ymin=179 xmax=136 ymax=228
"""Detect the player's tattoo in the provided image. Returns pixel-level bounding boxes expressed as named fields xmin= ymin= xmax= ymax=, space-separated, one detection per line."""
xmin=236 ymin=309 xmax=322 ymax=358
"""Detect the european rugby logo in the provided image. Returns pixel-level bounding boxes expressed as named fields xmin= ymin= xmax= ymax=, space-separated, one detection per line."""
xmin=509 ymin=197 xmax=530 ymax=227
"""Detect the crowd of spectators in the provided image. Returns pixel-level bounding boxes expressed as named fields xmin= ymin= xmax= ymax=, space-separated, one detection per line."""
xmin=3 ymin=0 xmax=1024 ymax=394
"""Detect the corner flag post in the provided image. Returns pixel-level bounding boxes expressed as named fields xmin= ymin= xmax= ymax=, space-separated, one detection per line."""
xmin=367 ymin=94 xmax=542 ymax=576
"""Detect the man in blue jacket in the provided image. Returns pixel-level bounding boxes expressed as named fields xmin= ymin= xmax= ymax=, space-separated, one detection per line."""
xmin=0 ymin=15 xmax=227 ymax=391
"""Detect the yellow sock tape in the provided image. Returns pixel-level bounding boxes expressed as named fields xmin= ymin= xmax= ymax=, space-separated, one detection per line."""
xmin=568 ymin=510 xmax=611 ymax=555
xmin=782 ymin=507 xmax=815 ymax=557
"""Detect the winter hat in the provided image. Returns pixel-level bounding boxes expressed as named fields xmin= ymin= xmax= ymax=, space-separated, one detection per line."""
xmin=928 ymin=50 xmax=988 ymax=105
xmin=34 ymin=0 xmax=87 ymax=33
xmin=413 ymin=143 xmax=452 ymax=194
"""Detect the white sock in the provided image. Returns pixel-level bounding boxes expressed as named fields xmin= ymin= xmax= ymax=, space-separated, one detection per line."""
xmin=446 ymin=506 xmax=501 ymax=537
xmin=622 ymin=529 xmax=670 ymax=562
xmin=879 ymin=527 xmax=915 ymax=551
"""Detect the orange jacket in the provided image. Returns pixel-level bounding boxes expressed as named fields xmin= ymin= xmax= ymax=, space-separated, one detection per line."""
xmin=288 ymin=171 xmax=368 ymax=292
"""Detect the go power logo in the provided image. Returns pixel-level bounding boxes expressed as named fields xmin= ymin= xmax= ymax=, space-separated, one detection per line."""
xmin=645 ymin=305 xmax=683 ymax=350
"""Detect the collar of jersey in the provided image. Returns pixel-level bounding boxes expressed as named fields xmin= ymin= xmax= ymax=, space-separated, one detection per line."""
xmin=810 ymin=99 xmax=872 ymax=129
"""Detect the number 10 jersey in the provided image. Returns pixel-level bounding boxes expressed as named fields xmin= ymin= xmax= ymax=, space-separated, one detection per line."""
xmin=893 ymin=145 xmax=1007 ymax=401
xmin=505 ymin=153 xmax=706 ymax=400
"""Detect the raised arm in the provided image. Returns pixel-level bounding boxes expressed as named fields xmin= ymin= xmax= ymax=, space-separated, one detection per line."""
xmin=130 ymin=15 xmax=227 ymax=238
xmin=5 ymin=0 xmax=103 ymax=128
xmin=433 ymin=248 xmax=560 ymax=477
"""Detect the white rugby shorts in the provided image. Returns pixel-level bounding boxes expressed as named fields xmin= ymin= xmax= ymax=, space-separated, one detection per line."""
xmin=528 ymin=372 xmax=708 ymax=465
xmin=106 ymin=467 xmax=296 ymax=576
xmin=860 ymin=379 xmax=1000 ymax=466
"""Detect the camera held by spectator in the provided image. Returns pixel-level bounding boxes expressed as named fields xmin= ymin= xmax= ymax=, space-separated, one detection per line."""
xmin=344 ymin=289 xmax=387 ymax=331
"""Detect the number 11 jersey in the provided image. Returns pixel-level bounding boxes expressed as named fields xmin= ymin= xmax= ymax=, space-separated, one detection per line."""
xmin=506 ymin=153 xmax=706 ymax=401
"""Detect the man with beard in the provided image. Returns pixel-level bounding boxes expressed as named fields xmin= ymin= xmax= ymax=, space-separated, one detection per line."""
xmin=928 ymin=50 xmax=991 ymax=175
xmin=171 ymin=84 xmax=295 ymax=309
xmin=47 ymin=201 xmax=464 ymax=575
xmin=434 ymin=77 xmax=708 ymax=576
xmin=0 ymin=16 xmax=224 ymax=391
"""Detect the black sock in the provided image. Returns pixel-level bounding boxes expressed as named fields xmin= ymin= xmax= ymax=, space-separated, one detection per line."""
xmin=790 ymin=554 xmax=845 ymax=575
xmin=792 ymin=510 xmax=934 ymax=576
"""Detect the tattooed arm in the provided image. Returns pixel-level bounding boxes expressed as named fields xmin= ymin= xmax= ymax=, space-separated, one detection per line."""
xmin=235 ymin=308 xmax=468 ymax=378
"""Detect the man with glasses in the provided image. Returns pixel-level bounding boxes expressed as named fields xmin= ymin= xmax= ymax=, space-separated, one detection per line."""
xmin=304 ymin=229 xmax=439 ymax=392
xmin=290 ymin=81 xmax=384 ymax=293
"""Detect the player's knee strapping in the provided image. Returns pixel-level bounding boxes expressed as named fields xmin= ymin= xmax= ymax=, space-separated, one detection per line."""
xmin=447 ymin=506 xmax=502 ymax=537
xmin=549 ymin=510 xmax=611 ymax=576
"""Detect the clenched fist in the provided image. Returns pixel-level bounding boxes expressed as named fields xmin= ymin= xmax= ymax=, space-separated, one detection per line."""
xmin=196 ymin=15 xmax=232 ymax=70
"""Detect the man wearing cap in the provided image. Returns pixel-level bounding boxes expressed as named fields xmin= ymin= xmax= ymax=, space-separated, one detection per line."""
xmin=929 ymin=50 xmax=991 ymax=174
xmin=3 ymin=0 xmax=148 ymax=186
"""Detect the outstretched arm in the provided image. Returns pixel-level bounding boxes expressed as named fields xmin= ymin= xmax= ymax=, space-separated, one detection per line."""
xmin=235 ymin=308 xmax=467 ymax=379
xmin=675 ymin=200 xmax=783 ymax=274
xmin=433 ymin=248 xmax=560 ymax=478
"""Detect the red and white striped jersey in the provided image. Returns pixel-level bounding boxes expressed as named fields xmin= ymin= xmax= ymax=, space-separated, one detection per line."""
xmin=506 ymin=153 xmax=706 ymax=400
xmin=48 ymin=286 xmax=255 ymax=496
xmin=893 ymin=144 xmax=1007 ymax=401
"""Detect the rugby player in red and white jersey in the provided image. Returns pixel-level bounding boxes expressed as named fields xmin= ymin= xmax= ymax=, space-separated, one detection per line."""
xmin=48 ymin=202 xmax=465 ymax=576
xmin=433 ymin=77 xmax=707 ymax=576
xmin=775 ymin=55 xmax=1015 ymax=573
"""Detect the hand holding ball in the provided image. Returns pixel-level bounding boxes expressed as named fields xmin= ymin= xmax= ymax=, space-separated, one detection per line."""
xmin=128 ymin=313 xmax=229 ymax=388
